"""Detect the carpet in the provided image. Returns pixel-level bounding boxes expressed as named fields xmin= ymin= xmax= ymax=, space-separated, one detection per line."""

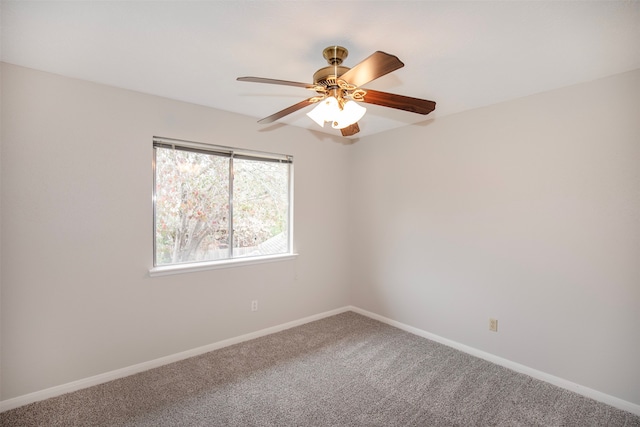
xmin=1 ymin=311 xmax=639 ymax=426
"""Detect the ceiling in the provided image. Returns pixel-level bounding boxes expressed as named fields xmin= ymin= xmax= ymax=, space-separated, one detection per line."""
xmin=2 ymin=1 xmax=639 ymax=140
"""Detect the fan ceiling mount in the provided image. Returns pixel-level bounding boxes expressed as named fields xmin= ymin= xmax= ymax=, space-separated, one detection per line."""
xmin=237 ymin=46 xmax=436 ymax=137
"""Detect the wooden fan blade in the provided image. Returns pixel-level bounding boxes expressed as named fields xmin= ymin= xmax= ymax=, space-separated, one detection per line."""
xmin=257 ymin=99 xmax=315 ymax=124
xmin=341 ymin=122 xmax=360 ymax=137
xmin=338 ymin=51 xmax=404 ymax=87
xmin=361 ymin=89 xmax=436 ymax=115
xmin=237 ymin=76 xmax=314 ymax=89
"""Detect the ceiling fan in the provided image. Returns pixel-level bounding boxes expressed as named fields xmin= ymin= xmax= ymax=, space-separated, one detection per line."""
xmin=237 ymin=46 xmax=436 ymax=137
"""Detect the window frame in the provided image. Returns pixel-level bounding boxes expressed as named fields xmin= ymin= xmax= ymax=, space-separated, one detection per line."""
xmin=150 ymin=136 xmax=295 ymax=276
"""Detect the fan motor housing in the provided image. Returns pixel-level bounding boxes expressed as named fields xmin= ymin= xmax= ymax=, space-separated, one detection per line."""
xmin=313 ymin=65 xmax=350 ymax=88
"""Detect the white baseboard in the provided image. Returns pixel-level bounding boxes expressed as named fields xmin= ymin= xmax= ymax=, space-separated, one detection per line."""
xmin=348 ymin=305 xmax=640 ymax=417
xmin=0 ymin=306 xmax=350 ymax=413
xmin=2 ymin=305 xmax=639 ymax=417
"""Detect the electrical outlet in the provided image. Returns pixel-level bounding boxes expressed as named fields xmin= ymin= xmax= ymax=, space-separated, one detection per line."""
xmin=489 ymin=318 xmax=498 ymax=332
xmin=251 ymin=300 xmax=258 ymax=312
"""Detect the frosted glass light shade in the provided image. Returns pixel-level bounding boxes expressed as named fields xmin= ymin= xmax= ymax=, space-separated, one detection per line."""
xmin=306 ymin=97 xmax=366 ymax=129
xmin=331 ymin=100 xmax=367 ymax=129
xmin=306 ymin=96 xmax=339 ymax=127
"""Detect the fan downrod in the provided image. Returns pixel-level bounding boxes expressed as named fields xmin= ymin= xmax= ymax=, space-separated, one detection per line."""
xmin=314 ymin=46 xmax=351 ymax=87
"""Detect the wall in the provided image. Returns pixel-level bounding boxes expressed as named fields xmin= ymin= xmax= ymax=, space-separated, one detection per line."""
xmin=0 ymin=59 xmax=3 ymax=399
xmin=0 ymin=63 xmax=351 ymax=399
xmin=349 ymin=69 xmax=640 ymax=406
xmin=2 ymin=61 xmax=639 ymax=408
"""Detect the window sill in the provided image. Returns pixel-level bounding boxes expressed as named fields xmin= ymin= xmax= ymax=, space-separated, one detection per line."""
xmin=149 ymin=253 xmax=298 ymax=277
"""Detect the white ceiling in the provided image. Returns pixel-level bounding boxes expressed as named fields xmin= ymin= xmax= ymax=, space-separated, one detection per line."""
xmin=2 ymin=1 xmax=639 ymax=139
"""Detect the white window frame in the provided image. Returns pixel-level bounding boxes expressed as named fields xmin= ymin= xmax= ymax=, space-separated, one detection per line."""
xmin=149 ymin=136 xmax=296 ymax=277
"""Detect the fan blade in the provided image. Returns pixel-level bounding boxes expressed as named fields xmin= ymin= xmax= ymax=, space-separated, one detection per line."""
xmin=361 ymin=89 xmax=436 ymax=115
xmin=338 ymin=51 xmax=404 ymax=87
xmin=341 ymin=122 xmax=360 ymax=137
xmin=237 ymin=76 xmax=315 ymax=89
xmin=257 ymin=99 xmax=316 ymax=124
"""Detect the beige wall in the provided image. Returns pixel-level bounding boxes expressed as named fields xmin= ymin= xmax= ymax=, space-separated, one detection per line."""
xmin=0 ymin=63 xmax=351 ymax=399
xmin=349 ymin=69 xmax=640 ymax=405
xmin=2 ymin=62 xmax=639 ymax=408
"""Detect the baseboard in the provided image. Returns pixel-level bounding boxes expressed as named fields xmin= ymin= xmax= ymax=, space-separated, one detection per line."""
xmin=0 ymin=306 xmax=351 ymax=413
xmin=348 ymin=305 xmax=640 ymax=417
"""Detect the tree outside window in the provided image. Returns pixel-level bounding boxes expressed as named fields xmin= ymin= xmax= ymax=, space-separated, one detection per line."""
xmin=154 ymin=139 xmax=291 ymax=267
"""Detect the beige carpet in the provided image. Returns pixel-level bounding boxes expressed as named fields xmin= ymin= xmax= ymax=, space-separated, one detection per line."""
xmin=1 ymin=311 xmax=639 ymax=426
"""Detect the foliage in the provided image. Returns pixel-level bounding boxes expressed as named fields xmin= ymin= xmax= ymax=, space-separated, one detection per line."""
xmin=155 ymin=147 xmax=289 ymax=265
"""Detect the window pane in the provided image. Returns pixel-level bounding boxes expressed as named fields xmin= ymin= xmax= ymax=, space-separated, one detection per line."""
xmin=155 ymin=147 xmax=230 ymax=265
xmin=232 ymin=158 xmax=289 ymax=258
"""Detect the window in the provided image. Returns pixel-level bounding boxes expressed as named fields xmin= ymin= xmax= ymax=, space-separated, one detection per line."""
xmin=153 ymin=137 xmax=293 ymax=270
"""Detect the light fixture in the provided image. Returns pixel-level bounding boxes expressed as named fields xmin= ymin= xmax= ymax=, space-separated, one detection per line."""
xmin=306 ymin=96 xmax=339 ymax=127
xmin=306 ymin=96 xmax=366 ymax=130
xmin=331 ymin=100 xmax=366 ymax=129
